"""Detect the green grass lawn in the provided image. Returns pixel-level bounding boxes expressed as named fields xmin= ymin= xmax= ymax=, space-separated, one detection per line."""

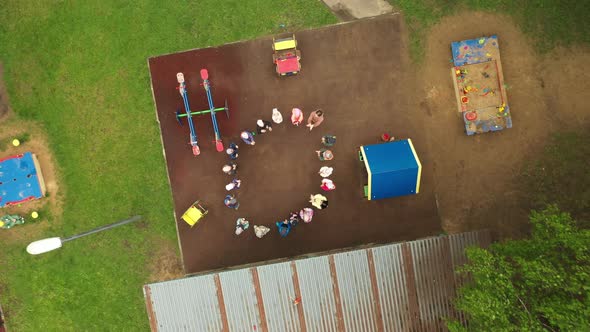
xmin=0 ymin=1 xmax=335 ymax=330
xmin=390 ymin=0 xmax=590 ymax=61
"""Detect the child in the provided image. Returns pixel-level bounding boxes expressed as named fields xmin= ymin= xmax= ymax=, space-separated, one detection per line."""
xmin=235 ymin=217 xmax=249 ymax=235
xmin=240 ymin=131 xmax=255 ymax=145
xmin=288 ymin=211 xmax=300 ymax=227
xmin=225 ymin=178 xmax=241 ymax=191
xmin=306 ymin=109 xmax=324 ymax=131
xmin=320 ymin=178 xmax=336 ymax=191
xmin=256 ymin=119 xmax=272 ymax=134
xmin=272 ymin=108 xmax=283 ymax=124
xmin=0 ymin=214 xmax=25 ymax=229
xmin=226 ymin=142 xmax=239 ymax=160
xmin=222 ymin=162 xmax=238 ymax=176
xmin=299 ymin=208 xmax=314 ymax=223
xmin=276 ymin=220 xmax=292 ymax=237
xmin=316 ymin=149 xmax=334 ymax=161
xmin=318 ymin=166 xmax=333 ymax=178
xmin=224 ymin=194 xmax=240 ymax=210
xmin=254 ymin=225 xmax=270 ymax=238
xmin=291 ymin=108 xmax=304 ymax=126
xmin=381 ymin=133 xmax=395 ymax=142
xmin=321 ymin=135 xmax=336 ymax=147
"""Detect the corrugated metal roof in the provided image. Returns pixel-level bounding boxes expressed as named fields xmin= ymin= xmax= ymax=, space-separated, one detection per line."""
xmin=410 ymin=237 xmax=456 ymax=331
xmin=219 ymin=269 xmax=262 ymax=332
xmin=372 ymin=244 xmax=411 ymax=331
xmin=144 ymin=230 xmax=490 ymax=332
xmin=296 ymin=255 xmax=339 ymax=331
xmin=144 ymin=275 xmax=223 ymax=331
xmin=333 ymin=250 xmax=379 ymax=331
xmin=257 ymin=262 xmax=301 ymax=332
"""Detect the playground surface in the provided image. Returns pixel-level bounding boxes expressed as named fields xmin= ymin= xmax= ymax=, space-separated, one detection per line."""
xmin=149 ymin=14 xmax=442 ymax=274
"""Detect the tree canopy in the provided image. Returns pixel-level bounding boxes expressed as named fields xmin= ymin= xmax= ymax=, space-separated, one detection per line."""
xmin=449 ymin=206 xmax=590 ymax=331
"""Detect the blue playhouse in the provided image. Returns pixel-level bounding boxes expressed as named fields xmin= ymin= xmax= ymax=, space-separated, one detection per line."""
xmin=359 ymin=139 xmax=422 ymax=200
xmin=0 ymin=152 xmax=46 ymax=208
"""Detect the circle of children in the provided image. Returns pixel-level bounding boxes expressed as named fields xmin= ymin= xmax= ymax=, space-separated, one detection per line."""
xmin=222 ymin=107 xmax=336 ymax=238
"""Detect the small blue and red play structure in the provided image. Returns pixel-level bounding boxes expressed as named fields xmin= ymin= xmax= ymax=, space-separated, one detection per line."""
xmin=0 ymin=152 xmax=46 ymax=208
xmin=359 ymin=139 xmax=422 ymax=200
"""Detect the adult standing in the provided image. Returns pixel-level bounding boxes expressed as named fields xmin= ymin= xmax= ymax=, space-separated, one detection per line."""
xmin=306 ymin=109 xmax=324 ymax=131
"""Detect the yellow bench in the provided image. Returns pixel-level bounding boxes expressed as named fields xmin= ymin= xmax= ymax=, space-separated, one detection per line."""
xmin=273 ymin=37 xmax=297 ymax=51
xmin=181 ymin=200 xmax=208 ymax=227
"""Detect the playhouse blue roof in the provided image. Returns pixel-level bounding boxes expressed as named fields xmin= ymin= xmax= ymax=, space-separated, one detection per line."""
xmin=361 ymin=139 xmax=421 ymax=200
xmin=362 ymin=140 xmax=418 ymax=175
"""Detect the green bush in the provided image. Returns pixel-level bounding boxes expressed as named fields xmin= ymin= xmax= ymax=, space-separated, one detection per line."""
xmin=450 ymin=206 xmax=590 ymax=331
